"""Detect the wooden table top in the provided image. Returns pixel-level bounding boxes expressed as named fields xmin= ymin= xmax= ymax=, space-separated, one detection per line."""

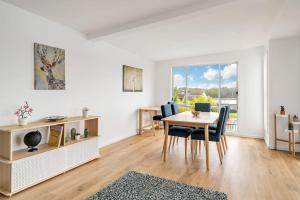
xmin=162 ymin=111 xmax=219 ymax=124
xmin=139 ymin=106 xmax=160 ymax=111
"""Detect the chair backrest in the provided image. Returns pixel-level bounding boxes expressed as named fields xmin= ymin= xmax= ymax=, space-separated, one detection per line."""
xmin=161 ymin=104 xmax=173 ymax=118
xmin=222 ymin=105 xmax=230 ymax=134
xmin=171 ymin=103 xmax=179 ymax=115
xmin=195 ymin=103 xmax=211 ymax=112
xmin=215 ymin=107 xmax=226 ymax=139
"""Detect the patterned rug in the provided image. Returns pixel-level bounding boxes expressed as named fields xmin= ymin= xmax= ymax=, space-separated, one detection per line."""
xmin=88 ymin=171 xmax=227 ymax=200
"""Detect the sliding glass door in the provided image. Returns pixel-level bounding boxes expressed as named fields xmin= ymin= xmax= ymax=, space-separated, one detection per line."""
xmin=172 ymin=63 xmax=238 ymax=133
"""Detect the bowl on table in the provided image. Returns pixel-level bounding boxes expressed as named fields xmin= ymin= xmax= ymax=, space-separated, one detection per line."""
xmin=44 ymin=116 xmax=66 ymax=122
xmin=191 ymin=110 xmax=200 ymax=117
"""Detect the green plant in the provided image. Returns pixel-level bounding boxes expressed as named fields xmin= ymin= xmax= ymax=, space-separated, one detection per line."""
xmin=84 ymin=128 xmax=89 ymax=138
xmin=71 ymin=128 xmax=76 ymax=140
xmin=288 ymin=123 xmax=294 ymax=131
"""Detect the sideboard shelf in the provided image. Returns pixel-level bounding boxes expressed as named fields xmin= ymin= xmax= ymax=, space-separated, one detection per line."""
xmin=11 ymin=135 xmax=99 ymax=161
xmin=0 ymin=116 xmax=100 ymax=196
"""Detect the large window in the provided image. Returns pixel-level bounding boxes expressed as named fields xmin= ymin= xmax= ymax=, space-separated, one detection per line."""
xmin=172 ymin=63 xmax=238 ymax=132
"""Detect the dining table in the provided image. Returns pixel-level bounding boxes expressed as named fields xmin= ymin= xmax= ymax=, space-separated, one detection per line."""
xmin=162 ymin=111 xmax=219 ymax=170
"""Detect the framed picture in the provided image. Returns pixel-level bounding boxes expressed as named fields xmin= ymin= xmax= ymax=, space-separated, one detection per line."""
xmin=123 ymin=65 xmax=143 ymax=92
xmin=34 ymin=43 xmax=65 ymax=90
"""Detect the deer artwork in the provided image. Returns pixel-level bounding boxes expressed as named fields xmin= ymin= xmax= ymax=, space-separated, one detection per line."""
xmin=35 ymin=44 xmax=65 ymax=90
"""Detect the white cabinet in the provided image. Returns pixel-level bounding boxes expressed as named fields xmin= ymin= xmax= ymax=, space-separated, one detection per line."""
xmin=10 ymin=137 xmax=99 ymax=194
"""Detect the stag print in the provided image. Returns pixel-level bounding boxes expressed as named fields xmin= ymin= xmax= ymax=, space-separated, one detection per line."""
xmin=34 ymin=43 xmax=65 ymax=90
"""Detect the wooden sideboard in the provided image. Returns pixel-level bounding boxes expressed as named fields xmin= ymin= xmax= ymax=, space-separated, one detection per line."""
xmin=0 ymin=116 xmax=100 ymax=196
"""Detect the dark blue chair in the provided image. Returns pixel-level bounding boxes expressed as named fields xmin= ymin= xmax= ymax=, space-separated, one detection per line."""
xmin=195 ymin=103 xmax=211 ymax=112
xmin=191 ymin=107 xmax=227 ymax=164
xmin=161 ymin=104 xmax=193 ymax=158
xmin=152 ymin=114 xmax=163 ymax=136
xmin=210 ymin=106 xmax=229 ymax=130
xmin=171 ymin=103 xmax=179 ymax=115
xmin=200 ymin=105 xmax=230 ymax=153
xmin=221 ymin=105 xmax=230 ymax=151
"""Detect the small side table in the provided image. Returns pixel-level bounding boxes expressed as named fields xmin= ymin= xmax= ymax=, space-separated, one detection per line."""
xmin=274 ymin=114 xmax=300 ymax=157
xmin=290 ymin=122 xmax=300 ymax=157
xmin=138 ymin=106 xmax=161 ymax=135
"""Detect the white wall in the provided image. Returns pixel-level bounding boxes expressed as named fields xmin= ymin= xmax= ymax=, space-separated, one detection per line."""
xmin=155 ymin=47 xmax=264 ymax=138
xmin=0 ymin=1 xmax=155 ymax=147
xmin=268 ymin=36 xmax=300 ymax=151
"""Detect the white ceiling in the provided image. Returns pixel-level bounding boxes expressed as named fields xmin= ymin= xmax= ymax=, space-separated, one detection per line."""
xmin=3 ymin=0 xmax=300 ymax=61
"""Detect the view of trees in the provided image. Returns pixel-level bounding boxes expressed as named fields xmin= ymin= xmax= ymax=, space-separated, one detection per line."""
xmin=172 ymin=63 xmax=238 ymax=127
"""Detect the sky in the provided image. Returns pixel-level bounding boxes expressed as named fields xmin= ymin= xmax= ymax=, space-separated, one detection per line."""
xmin=173 ymin=63 xmax=237 ymax=88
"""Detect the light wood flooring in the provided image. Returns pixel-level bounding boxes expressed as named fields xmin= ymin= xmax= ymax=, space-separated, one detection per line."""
xmin=1 ymin=130 xmax=300 ymax=200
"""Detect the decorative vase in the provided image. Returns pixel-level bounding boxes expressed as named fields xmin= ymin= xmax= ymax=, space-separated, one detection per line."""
xmin=84 ymin=128 xmax=89 ymax=138
xmin=24 ymin=130 xmax=42 ymax=152
xmin=18 ymin=117 xmax=28 ymax=126
xmin=75 ymin=134 xmax=81 ymax=141
xmin=71 ymin=128 xmax=76 ymax=140
xmin=82 ymin=110 xmax=88 ymax=118
xmin=280 ymin=106 xmax=285 ymax=115
xmin=293 ymin=115 xmax=299 ymax=122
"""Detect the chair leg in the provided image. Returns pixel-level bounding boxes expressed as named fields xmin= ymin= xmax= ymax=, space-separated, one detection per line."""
xmin=223 ymin=134 xmax=228 ymax=150
xmin=177 ymin=137 xmax=179 ymax=143
xmin=172 ymin=136 xmax=176 ymax=146
xmin=185 ymin=138 xmax=188 ymax=158
xmin=195 ymin=140 xmax=198 ymax=156
xmin=221 ymin=136 xmax=226 ymax=154
xmin=152 ymin=120 xmax=156 ymax=136
xmin=168 ymin=136 xmax=173 ymax=151
xmin=216 ymin=142 xmax=223 ymax=164
xmin=219 ymin=141 xmax=224 ymax=160
xmin=162 ymin=135 xmax=167 ymax=153
xmin=199 ymin=140 xmax=201 ymax=154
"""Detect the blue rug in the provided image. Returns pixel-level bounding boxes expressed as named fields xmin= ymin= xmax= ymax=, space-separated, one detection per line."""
xmin=88 ymin=171 xmax=227 ymax=200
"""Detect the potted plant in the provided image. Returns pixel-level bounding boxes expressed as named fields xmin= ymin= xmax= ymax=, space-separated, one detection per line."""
xmin=82 ymin=107 xmax=89 ymax=118
xmin=84 ymin=128 xmax=89 ymax=138
xmin=75 ymin=133 xmax=81 ymax=141
xmin=14 ymin=101 xmax=33 ymax=126
xmin=71 ymin=128 xmax=76 ymax=140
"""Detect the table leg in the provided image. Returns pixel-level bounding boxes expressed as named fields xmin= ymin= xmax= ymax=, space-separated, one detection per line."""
xmin=138 ymin=109 xmax=143 ymax=135
xmin=163 ymin=121 xmax=169 ymax=161
xmin=274 ymin=114 xmax=277 ymax=150
xmin=205 ymin=124 xmax=210 ymax=170
xmin=292 ymin=130 xmax=296 ymax=157
xmin=289 ymin=132 xmax=291 ymax=152
xmin=150 ymin=111 xmax=155 ymax=136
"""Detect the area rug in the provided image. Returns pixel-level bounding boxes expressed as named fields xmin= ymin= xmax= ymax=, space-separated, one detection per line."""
xmin=88 ymin=171 xmax=227 ymax=200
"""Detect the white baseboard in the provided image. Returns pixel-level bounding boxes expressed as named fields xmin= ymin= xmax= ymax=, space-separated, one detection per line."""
xmin=98 ymin=132 xmax=138 ymax=148
xmin=226 ymin=132 xmax=264 ymax=139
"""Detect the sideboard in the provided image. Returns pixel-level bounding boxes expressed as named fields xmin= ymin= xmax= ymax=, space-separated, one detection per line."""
xmin=0 ymin=116 xmax=100 ymax=196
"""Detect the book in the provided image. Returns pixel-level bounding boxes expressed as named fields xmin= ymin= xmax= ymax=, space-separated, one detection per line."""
xmin=48 ymin=125 xmax=64 ymax=147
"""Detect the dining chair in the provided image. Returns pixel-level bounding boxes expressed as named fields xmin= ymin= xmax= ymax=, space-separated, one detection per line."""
xmin=171 ymin=103 xmax=179 ymax=115
xmin=152 ymin=114 xmax=163 ymax=136
xmin=195 ymin=103 xmax=211 ymax=112
xmin=161 ymin=104 xmax=193 ymax=158
xmin=222 ymin=105 xmax=230 ymax=152
xmin=190 ymin=107 xmax=226 ymax=164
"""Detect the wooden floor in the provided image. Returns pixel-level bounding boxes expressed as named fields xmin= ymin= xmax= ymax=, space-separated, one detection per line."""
xmin=1 ymin=130 xmax=300 ymax=200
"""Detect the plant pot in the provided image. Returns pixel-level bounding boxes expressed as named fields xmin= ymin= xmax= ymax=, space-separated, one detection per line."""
xmin=82 ymin=110 xmax=88 ymax=118
xmin=75 ymin=134 xmax=81 ymax=141
xmin=18 ymin=118 xmax=28 ymax=126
